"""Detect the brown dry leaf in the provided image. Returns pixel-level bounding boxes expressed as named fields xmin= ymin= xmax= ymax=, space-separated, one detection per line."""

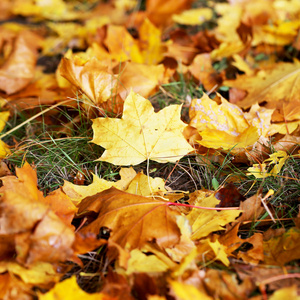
xmin=263 ymin=227 xmax=300 ymax=266
xmin=0 ymin=272 xmax=33 ymax=300
xmin=273 ymin=134 xmax=300 ymax=153
xmin=43 ymin=188 xmax=77 ymax=225
xmin=92 ymin=90 xmax=194 ymax=165
xmin=0 ymin=30 xmax=42 ymax=94
xmin=77 ymin=187 xmax=181 ymax=250
xmin=203 ymin=269 xmax=255 ymax=300
xmin=0 ymin=162 xmax=75 ymax=265
xmin=2 ymin=69 xmax=67 ymax=110
xmin=236 ymin=194 xmax=265 ymax=223
xmin=58 ymin=56 xmax=117 ymax=105
xmin=233 ymin=262 xmax=300 ymax=292
xmin=219 ymin=224 xmax=264 ymax=264
xmin=224 ymin=60 xmax=300 ymax=109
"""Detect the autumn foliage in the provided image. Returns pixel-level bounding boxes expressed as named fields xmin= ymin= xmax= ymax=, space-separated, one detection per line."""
xmin=0 ymin=0 xmax=300 ymax=299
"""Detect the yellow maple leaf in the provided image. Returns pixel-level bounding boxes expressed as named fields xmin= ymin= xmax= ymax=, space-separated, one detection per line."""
xmin=92 ymin=90 xmax=194 ymax=165
xmin=189 ymin=93 xmax=260 ymax=150
xmin=187 ymin=190 xmax=241 ymax=240
xmin=38 ymin=276 xmax=107 ymax=300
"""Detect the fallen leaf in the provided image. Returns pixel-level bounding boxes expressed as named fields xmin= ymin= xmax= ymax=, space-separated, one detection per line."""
xmin=215 ymin=183 xmax=246 ymax=208
xmin=189 ymin=93 xmax=260 ymax=151
xmin=263 ymin=227 xmax=300 ymax=266
xmin=188 ymin=53 xmax=222 ymax=91
xmin=146 ymin=0 xmax=193 ymax=26
xmin=165 ymin=215 xmax=195 ymax=262
xmin=0 ymin=30 xmax=41 ymax=94
xmin=43 ymin=188 xmax=77 ymax=225
xmin=172 ymin=8 xmax=213 ymax=26
xmin=77 ymin=187 xmax=181 ymax=250
xmin=138 ymin=18 xmax=166 ymax=65
xmin=92 ymin=90 xmax=194 ymax=165
xmin=0 ymin=163 xmax=75 ymax=265
xmin=38 ymin=276 xmax=109 ymax=300
xmin=197 ymin=238 xmax=230 ymax=266
xmin=0 ymin=261 xmax=59 ymax=286
xmin=169 ymin=280 xmax=213 ymax=300
xmin=0 ymin=111 xmax=11 ymax=158
xmin=12 ymin=0 xmax=82 ymax=21
xmin=105 ymin=25 xmax=143 ymax=63
xmin=203 ymin=269 xmax=255 ymax=300
xmin=187 ymin=190 xmax=242 ymax=240
xmin=63 ymin=167 xmax=136 ymax=202
xmin=269 ymin=285 xmax=300 ymax=300
xmin=247 ymin=151 xmax=289 ymax=178
xmin=59 ymin=56 xmax=117 ymax=105
xmin=117 ymin=62 xmax=166 ymax=100
xmin=224 ymin=61 xmax=300 ymax=109
xmin=121 ymin=249 xmax=170 ymax=275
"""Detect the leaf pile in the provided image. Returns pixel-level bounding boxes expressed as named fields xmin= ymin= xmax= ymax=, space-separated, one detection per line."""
xmin=0 ymin=0 xmax=300 ymax=299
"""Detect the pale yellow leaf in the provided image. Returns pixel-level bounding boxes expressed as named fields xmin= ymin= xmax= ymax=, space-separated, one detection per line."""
xmin=92 ymin=91 xmax=194 ymax=165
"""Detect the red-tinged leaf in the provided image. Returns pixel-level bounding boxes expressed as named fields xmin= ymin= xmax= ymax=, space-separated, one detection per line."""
xmin=215 ymin=183 xmax=246 ymax=208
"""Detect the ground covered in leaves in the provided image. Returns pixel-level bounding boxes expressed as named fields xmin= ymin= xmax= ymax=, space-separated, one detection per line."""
xmin=0 ymin=0 xmax=300 ymax=299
